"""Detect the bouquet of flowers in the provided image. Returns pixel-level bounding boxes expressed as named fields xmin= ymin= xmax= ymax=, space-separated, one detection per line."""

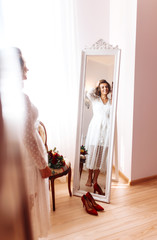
xmin=48 ymin=147 xmax=65 ymax=169
xmin=80 ymin=145 xmax=88 ymax=155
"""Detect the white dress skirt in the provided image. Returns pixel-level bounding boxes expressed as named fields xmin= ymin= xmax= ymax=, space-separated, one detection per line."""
xmin=23 ymin=94 xmax=50 ymax=240
xmin=85 ymin=88 xmax=111 ymax=173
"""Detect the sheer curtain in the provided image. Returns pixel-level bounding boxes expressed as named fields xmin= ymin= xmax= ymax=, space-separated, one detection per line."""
xmin=1 ymin=0 xmax=80 ymax=167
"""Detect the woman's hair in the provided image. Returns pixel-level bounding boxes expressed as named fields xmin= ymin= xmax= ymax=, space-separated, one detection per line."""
xmin=95 ymin=79 xmax=111 ymax=96
xmin=14 ymin=47 xmax=24 ymax=69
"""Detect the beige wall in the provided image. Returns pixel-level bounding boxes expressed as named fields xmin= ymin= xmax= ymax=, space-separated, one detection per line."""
xmin=132 ymin=0 xmax=157 ymax=180
xmin=110 ymin=0 xmax=137 ymax=180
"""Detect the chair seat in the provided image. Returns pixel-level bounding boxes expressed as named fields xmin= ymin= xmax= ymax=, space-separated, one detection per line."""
xmin=50 ymin=162 xmax=71 ymax=176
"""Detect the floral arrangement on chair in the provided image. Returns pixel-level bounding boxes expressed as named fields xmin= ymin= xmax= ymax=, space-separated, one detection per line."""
xmin=80 ymin=145 xmax=88 ymax=162
xmin=48 ymin=147 xmax=65 ymax=169
xmin=80 ymin=145 xmax=88 ymax=155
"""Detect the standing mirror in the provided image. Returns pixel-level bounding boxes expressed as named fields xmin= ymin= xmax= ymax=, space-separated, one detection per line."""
xmin=73 ymin=39 xmax=121 ymax=203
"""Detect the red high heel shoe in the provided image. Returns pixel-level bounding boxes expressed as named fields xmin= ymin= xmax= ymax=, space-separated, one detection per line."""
xmin=93 ymin=183 xmax=105 ymax=195
xmin=81 ymin=195 xmax=98 ymax=216
xmin=86 ymin=192 xmax=104 ymax=211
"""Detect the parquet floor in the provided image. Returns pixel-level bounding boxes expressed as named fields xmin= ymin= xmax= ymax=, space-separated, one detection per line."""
xmin=48 ymin=176 xmax=157 ymax=240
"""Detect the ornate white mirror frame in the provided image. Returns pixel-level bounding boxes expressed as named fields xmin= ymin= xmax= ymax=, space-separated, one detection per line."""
xmin=73 ymin=39 xmax=121 ymax=203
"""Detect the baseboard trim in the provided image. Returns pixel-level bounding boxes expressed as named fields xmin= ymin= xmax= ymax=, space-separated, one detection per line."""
xmin=113 ymin=166 xmax=157 ymax=185
xmin=129 ymin=175 xmax=157 ymax=186
xmin=119 ymin=170 xmax=129 ymax=183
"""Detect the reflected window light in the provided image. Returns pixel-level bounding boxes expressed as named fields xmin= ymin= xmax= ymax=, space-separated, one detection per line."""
xmin=0 ymin=0 xmax=79 ymax=165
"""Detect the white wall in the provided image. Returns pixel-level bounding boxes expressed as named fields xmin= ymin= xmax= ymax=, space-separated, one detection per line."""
xmin=75 ymin=0 xmax=110 ymax=53
xmin=109 ymin=0 xmax=137 ymax=180
xmin=131 ymin=0 xmax=157 ymax=180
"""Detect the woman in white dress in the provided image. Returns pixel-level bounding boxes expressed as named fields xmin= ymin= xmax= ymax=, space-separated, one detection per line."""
xmin=85 ymin=80 xmax=112 ymax=191
xmin=17 ymin=48 xmax=52 ymax=239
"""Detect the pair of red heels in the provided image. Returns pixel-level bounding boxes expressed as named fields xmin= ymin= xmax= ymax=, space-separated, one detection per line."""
xmin=81 ymin=192 xmax=104 ymax=216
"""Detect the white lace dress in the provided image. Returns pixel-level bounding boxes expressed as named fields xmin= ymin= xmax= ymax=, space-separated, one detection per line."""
xmin=23 ymin=94 xmax=50 ymax=240
xmin=85 ymin=88 xmax=111 ymax=173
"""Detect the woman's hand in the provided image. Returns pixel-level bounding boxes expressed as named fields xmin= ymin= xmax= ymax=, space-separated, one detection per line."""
xmin=96 ymin=80 xmax=100 ymax=88
xmin=40 ymin=166 xmax=52 ymax=178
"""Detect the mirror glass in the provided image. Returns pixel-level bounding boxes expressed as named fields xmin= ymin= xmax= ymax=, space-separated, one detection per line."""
xmin=73 ymin=40 xmax=121 ymax=203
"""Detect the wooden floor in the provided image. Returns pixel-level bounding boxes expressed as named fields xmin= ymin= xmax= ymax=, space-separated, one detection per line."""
xmin=47 ymin=177 xmax=157 ymax=240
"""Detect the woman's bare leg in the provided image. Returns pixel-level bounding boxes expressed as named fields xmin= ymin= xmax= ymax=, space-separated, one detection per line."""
xmin=93 ymin=169 xmax=100 ymax=184
xmin=85 ymin=169 xmax=93 ymax=186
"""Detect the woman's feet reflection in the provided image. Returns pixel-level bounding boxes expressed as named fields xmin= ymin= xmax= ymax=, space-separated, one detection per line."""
xmin=85 ymin=178 xmax=93 ymax=187
xmin=85 ymin=169 xmax=93 ymax=186
xmin=85 ymin=169 xmax=105 ymax=195
xmin=85 ymin=169 xmax=100 ymax=187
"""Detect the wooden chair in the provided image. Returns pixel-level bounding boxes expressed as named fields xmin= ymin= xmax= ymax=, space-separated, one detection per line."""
xmin=38 ymin=121 xmax=72 ymax=211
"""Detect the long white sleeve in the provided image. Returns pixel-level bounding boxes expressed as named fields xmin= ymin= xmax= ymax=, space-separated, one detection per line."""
xmin=23 ymin=95 xmax=47 ymax=169
xmin=87 ymin=88 xmax=99 ymax=101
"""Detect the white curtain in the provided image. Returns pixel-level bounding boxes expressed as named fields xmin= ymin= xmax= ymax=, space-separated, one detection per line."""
xmin=0 ymin=0 xmax=80 ymax=167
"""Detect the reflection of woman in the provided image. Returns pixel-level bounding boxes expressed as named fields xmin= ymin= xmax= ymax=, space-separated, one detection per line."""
xmin=17 ymin=48 xmax=52 ymax=239
xmin=85 ymin=79 xmax=112 ymax=191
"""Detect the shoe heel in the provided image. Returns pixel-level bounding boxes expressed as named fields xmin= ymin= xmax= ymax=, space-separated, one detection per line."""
xmin=81 ymin=196 xmax=85 ymax=207
xmin=93 ymin=183 xmax=105 ymax=195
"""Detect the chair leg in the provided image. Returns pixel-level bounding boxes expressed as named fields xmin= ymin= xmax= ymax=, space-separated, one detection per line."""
xmin=80 ymin=162 xmax=83 ymax=177
xmin=49 ymin=179 xmax=51 ymax=190
xmin=51 ymin=178 xmax=55 ymax=211
xmin=68 ymin=167 xmax=72 ymax=197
